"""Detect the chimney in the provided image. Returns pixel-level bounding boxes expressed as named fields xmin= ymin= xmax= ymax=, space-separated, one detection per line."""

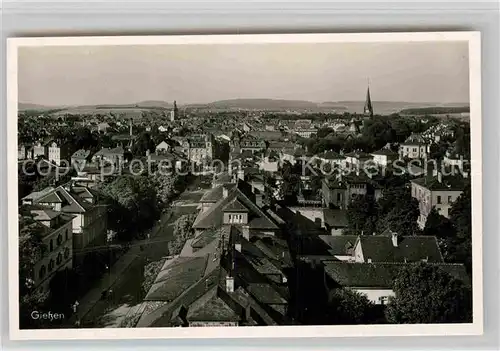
xmin=225 ymin=276 xmax=235 ymax=293
xmin=426 ymin=161 xmax=434 ymax=178
xmin=437 ymin=171 xmax=442 ymax=183
xmin=237 ymin=169 xmax=245 ymax=181
xmin=255 ymin=193 xmax=263 ymax=207
xmin=222 ymin=186 xmax=229 ymax=199
xmin=242 ymin=225 xmax=250 ymax=240
xmin=391 ymin=232 xmax=399 ymax=247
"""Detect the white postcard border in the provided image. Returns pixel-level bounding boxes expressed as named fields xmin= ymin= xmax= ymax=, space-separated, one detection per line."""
xmin=7 ymin=31 xmax=483 ymax=341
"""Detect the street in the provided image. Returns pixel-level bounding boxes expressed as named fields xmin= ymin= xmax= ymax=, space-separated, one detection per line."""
xmin=74 ymin=189 xmax=203 ymax=328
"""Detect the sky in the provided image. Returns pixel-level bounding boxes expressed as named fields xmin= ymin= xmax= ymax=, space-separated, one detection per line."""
xmin=18 ymin=41 xmax=470 ymax=106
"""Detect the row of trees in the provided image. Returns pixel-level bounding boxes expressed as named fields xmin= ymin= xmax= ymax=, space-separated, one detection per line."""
xmin=167 ymin=214 xmax=197 ymax=255
xmin=99 ymin=169 xmax=190 ymax=242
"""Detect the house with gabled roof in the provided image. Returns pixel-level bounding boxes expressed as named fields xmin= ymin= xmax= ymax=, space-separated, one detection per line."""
xmin=399 ymin=133 xmax=430 ymax=159
xmin=371 ymin=148 xmax=399 ymax=167
xmin=192 ymin=181 xmax=280 ymax=239
xmin=32 ymin=184 xmax=108 ymax=266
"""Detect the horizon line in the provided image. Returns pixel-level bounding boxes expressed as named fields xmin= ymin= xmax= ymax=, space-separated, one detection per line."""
xmin=18 ymin=99 xmax=471 ymax=109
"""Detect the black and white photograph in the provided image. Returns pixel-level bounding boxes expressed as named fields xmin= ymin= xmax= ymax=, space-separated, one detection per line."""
xmin=7 ymin=32 xmax=482 ymax=340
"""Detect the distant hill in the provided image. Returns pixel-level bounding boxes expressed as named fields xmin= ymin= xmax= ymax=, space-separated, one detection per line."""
xmin=190 ymin=98 xmax=318 ymax=110
xmin=185 ymin=98 xmax=469 ymax=115
xmin=19 ymin=99 xmax=470 ymax=116
xmin=18 ymin=103 xmax=62 ymax=111
xmin=135 ymin=100 xmax=173 ymax=108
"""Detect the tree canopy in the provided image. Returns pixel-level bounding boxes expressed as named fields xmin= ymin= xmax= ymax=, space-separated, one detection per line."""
xmin=376 ymin=186 xmax=420 ymax=236
xmin=386 ymin=263 xmax=472 ymax=324
xmin=345 ymin=194 xmax=379 ymax=235
xmin=100 ymin=175 xmax=160 ymax=240
xmin=326 ymin=288 xmax=377 ymax=324
xmin=168 ymin=214 xmax=196 ymax=255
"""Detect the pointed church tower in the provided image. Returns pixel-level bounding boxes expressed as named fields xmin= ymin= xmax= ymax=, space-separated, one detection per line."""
xmin=170 ymin=100 xmax=179 ymax=121
xmin=364 ymin=83 xmax=374 ymax=117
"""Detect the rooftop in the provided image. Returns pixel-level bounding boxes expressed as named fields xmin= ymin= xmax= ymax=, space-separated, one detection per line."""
xmin=411 ymin=176 xmax=467 ymax=191
xmin=359 ymin=233 xmax=444 ymax=263
xmin=193 ymin=182 xmax=279 ymax=230
xmin=324 ymin=262 xmax=469 ymax=289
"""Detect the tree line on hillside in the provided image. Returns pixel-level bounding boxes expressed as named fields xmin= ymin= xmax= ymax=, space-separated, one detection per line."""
xmin=399 ymin=106 xmax=470 ymax=115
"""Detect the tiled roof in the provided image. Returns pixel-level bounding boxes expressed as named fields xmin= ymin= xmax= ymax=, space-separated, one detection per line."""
xmin=344 ymin=151 xmax=372 ymax=159
xmin=239 ymin=240 xmax=283 ymax=276
xmin=21 ymin=187 xmax=56 ymax=201
xmin=145 ymin=256 xmax=209 ymax=301
xmin=191 ymin=229 xmax=220 ymax=250
xmin=222 ymin=198 xmax=249 ymax=213
xmin=186 ymin=287 xmax=241 ymax=322
xmin=36 ymin=191 xmax=63 ymax=204
xmin=325 ymin=262 xmax=400 ymax=288
xmin=30 ymin=208 xmax=60 ymax=221
xmin=371 ymin=148 xmax=399 ymax=156
xmin=193 ymin=183 xmax=279 ymax=230
xmin=35 ymin=186 xmax=94 ymax=213
xmin=324 ymin=262 xmax=469 ymax=288
xmin=94 ymin=146 xmax=124 ymax=156
xmin=246 ymin=283 xmax=287 ymax=304
xmin=199 ymin=184 xmax=236 ymax=203
xmin=323 ymin=209 xmax=348 ymax=228
xmin=319 ymin=235 xmax=358 ymax=256
xmin=359 ymin=235 xmax=444 ymax=263
xmin=410 ymin=176 xmax=466 ymax=191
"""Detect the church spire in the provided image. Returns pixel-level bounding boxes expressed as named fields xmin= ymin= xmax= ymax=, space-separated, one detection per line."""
xmin=364 ymin=80 xmax=374 ymax=117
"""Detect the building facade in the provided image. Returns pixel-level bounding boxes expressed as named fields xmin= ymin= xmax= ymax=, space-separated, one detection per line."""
xmin=19 ymin=207 xmax=74 ymax=293
xmin=411 ymin=176 xmax=464 ymax=228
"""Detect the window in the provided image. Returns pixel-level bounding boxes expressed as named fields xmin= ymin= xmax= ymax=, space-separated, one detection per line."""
xmin=337 ymin=193 xmax=341 ymax=202
xmin=437 ymin=196 xmax=442 ymax=204
xmin=56 ymin=253 xmax=63 ymax=265
xmin=48 ymin=259 xmax=55 ymax=272
xmin=49 ymin=239 xmax=54 ymax=252
xmin=379 ymin=296 xmax=389 ymax=305
xmin=64 ymin=247 xmax=70 ymax=259
xmin=57 ymin=234 xmax=63 ymax=246
xmin=447 ymin=195 xmax=452 ymax=203
xmin=65 ymin=230 xmax=69 ymax=240
xmin=39 ymin=265 xmax=46 ymax=280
